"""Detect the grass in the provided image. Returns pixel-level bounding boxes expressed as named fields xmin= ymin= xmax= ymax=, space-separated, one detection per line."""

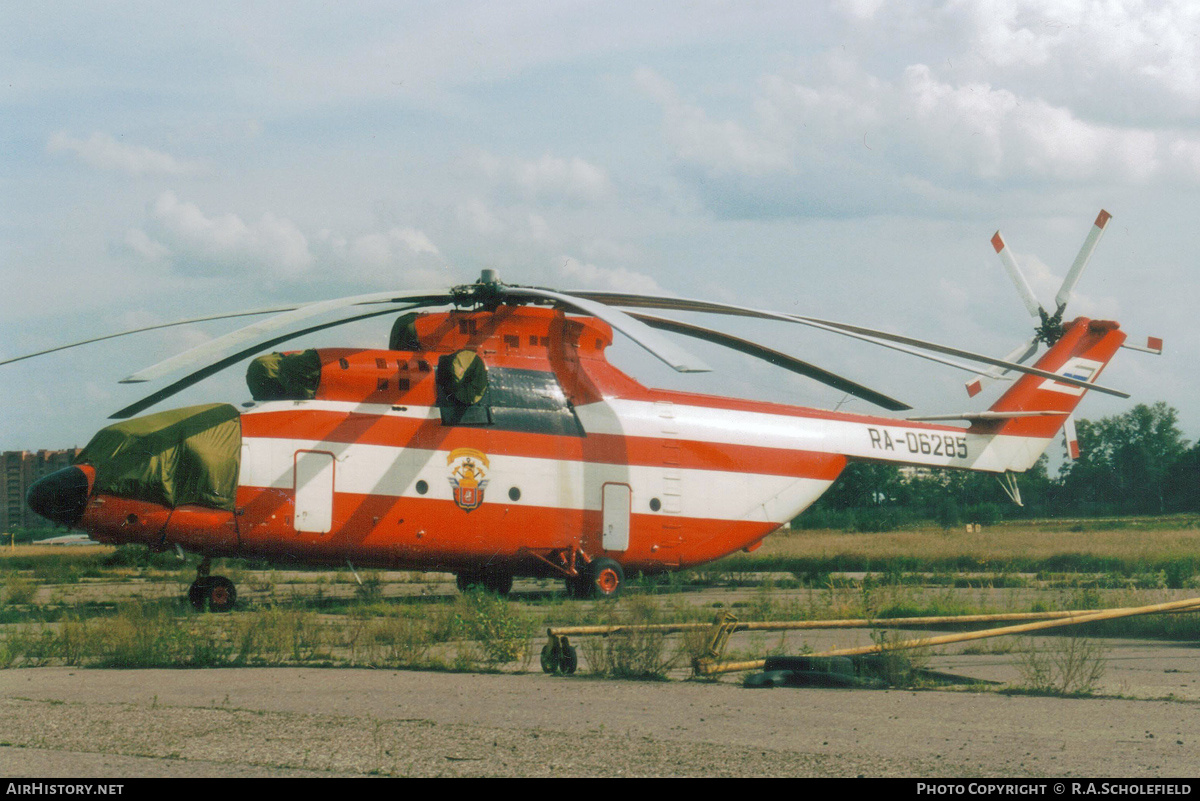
xmin=1 ymin=517 xmax=1198 ymax=682
xmin=710 ymin=518 xmax=1200 ymax=587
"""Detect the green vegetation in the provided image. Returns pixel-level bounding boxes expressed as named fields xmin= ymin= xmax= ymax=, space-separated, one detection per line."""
xmin=797 ymin=402 xmax=1200 ymax=527
xmin=1 ymin=513 xmax=1198 ymax=698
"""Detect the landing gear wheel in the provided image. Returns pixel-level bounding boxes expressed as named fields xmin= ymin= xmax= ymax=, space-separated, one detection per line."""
xmin=588 ymin=557 xmax=624 ymax=599
xmin=189 ymin=575 xmax=237 ymax=612
xmin=188 ymin=577 xmax=211 ymax=611
xmin=206 ymin=575 xmax=237 ymax=612
xmin=456 ymin=572 xmax=481 ymax=593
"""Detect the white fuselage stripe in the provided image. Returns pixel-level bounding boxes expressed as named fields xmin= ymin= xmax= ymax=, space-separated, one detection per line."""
xmin=240 ymin=435 xmax=832 ymax=524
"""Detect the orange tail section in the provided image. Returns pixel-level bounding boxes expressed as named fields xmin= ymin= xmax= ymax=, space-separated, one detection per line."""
xmin=979 ymin=317 xmax=1127 ymax=442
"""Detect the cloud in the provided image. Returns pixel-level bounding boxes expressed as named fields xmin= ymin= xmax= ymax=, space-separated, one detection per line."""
xmin=477 ymin=152 xmax=613 ymax=204
xmin=558 ymin=257 xmax=662 ymax=294
xmin=141 ymin=191 xmax=314 ymax=278
xmin=634 ymin=68 xmax=794 ymax=177
xmin=47 ymin=131 xmax=205 ymax=176
xmin=130 ymin=192 xmax=446 ymax=287
xmin=638 ymin=57 xmax=1200 ymax=218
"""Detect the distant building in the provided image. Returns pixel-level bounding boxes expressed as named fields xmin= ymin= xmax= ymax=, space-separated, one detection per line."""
xmin=1 ymin=449 xmax=82 ymax=531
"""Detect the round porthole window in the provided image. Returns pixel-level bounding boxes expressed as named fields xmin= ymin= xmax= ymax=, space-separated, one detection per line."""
xmin=649 ymin=497 xmax=661 ymax=512
xmin=415 ymin=480 xmax=428 ymax=495
xmin=509 ymin=487 xmax=521 ymax=501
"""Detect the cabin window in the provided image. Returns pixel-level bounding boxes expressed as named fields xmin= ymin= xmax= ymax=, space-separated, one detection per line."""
xmin=435 ymin=357 xmax=583 ymax=436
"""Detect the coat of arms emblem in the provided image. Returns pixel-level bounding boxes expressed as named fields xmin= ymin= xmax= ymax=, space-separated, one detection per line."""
xmin=447 ymin=448 xmax=489 ymax=512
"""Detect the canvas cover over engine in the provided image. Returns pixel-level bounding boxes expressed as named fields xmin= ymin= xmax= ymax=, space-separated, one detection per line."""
xmin=245 ymin=349 xmax=322 ymax=400
xmin=74 ymin=403 xmax=241 ymax=511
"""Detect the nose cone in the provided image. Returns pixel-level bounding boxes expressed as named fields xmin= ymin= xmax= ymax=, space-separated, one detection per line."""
xmin=27 ymin=466 xmax=91 ymax=528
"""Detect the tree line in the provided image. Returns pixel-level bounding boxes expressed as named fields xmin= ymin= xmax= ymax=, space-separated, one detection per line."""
xmin=796 ymin=401 xmax=1199 ymax=530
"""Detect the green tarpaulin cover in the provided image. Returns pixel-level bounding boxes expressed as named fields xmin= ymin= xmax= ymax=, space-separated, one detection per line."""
xmin=388 ymin=312 xmax=423 ymax=351
xmin=438 ymin=349 xmax=489 ymax=406
xmin=74 ymin=403 xmax=241 ymax=511
xmin=245 ymin=349 xmax=322 ymax=400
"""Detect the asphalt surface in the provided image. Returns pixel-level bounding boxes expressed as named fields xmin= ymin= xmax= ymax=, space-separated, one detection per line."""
xmin=2 ymin=663 xmax=1198 ymax=778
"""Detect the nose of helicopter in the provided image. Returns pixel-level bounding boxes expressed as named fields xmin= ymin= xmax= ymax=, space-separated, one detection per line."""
xmin=27 ymin=465 xmax=93 ymax=528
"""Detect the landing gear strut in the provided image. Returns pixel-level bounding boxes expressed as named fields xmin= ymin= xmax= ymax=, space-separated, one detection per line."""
xmin=188 ymin=557 xmax=237 ymax=612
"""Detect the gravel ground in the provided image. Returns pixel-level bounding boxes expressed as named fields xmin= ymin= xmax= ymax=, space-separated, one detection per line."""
xmin=2 ymin=665 xmax=1198 ymax=778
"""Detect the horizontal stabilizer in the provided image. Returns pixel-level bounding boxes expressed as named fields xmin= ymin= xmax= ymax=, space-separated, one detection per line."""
xmin=1121 ymin=336 xmax=1163 ymax=355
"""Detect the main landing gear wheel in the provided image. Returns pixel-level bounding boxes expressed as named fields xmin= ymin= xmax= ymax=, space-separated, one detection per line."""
xmin=590 ymin=558 xmax=624 ymax=598
xmin=188 ymin=575 xmax=237 ymax=613
xmin=564 ymin=558 xmax=625 ymax=599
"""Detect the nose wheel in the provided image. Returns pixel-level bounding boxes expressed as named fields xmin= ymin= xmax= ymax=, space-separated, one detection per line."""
xmin=188 ymin=558 xmax=237 ymax=612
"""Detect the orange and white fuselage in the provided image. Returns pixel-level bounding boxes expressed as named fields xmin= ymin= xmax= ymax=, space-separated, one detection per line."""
xmin=64 ymin=304 xmax=1126 ymax=579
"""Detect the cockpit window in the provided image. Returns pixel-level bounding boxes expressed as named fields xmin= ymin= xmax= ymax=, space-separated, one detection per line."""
xmin=436 ymin=351 xmax=582 ymax=436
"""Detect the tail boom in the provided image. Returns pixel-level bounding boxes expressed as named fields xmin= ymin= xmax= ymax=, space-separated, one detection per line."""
xmin=839 ymin=317 xmax=1125 ymax=474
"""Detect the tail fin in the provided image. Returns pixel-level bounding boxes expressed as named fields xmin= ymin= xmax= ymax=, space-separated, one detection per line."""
xmin=974 ymin=317 xmax=1126 ymax=448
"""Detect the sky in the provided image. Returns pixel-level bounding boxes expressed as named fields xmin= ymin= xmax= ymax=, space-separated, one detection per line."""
xmin=2 ymin=1 xmax=1196 ymax=456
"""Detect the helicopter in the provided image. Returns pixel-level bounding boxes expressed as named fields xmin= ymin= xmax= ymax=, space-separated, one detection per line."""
xmin=18 ymin=210 xmax=1159 ymax=609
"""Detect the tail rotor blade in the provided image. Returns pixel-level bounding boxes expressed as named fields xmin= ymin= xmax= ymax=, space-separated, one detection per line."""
xmin=1055 ymin=210 xmax=1111 ymax=311
xmin=992 ymin=231 xmax=1044 ymax=319
xmin=1063 ymin=414 xmax=1080 ymax=460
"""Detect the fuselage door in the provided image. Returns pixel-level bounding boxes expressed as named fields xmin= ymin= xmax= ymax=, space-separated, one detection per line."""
xmin=601 ymin=482 xmax=631 ymax=552
xmin=294 ymin=450 xmax=335 ymax=534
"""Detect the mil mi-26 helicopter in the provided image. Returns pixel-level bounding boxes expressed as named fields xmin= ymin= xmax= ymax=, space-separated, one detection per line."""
xmin=19 ymin=210 xmax=1159 ymax=610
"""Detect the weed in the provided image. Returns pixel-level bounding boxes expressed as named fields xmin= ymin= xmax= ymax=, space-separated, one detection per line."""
xmin=2 ymin=575 xmax=37 ymax=606
xmin=868 ymin=629 xmax=932 ymax=688
xmin=1015 ymin=635 xmax=1107 ymax=695
xmin=354 ymin=571 xmax=384 ymax=604
xmin=580 ymin=596 xmax=681 ymax=680
xmin=448 ymin=588 xmax=535 ymax=668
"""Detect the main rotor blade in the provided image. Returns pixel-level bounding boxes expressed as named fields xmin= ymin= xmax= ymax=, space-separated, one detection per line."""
xmin=501 ymin=286 xmax=710 ymax=373
xmin=1055 ymin=209 xmax=1111 ymax=311
xmin=0 ymin=305 xmax=299 ymax=368
xmin=630 ymin=312 xmax=910 ymax=411
xmin=108 ymin=306 xmax=408 ymax=419
xmin=964 ymin=336 xmax=1037 ymax=397
xmin=121 ymin=290 xmax=453 ymax=383
xmin=568 ymin=291 xmax=1129 ymax=398
xmin=572 ymin=293 xmax=1010 ymax=375
xmin=991 ymin=231 xmax=1044 ymax=318
xmin=785 ymin=313 xmax=1127 ymax=398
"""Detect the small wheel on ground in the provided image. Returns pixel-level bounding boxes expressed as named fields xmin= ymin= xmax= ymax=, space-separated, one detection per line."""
xmin=540 ymin=642 xmax=559 ymax=674
xmin=588 ymin=557 xmax=624 ymax=599
xmin=560 ymin=644 xmax=578 ymax=674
